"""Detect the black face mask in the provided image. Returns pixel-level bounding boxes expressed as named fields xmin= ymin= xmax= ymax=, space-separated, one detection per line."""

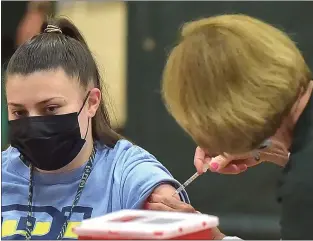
xmin=8 ymin=93 xmax=90 ymax=171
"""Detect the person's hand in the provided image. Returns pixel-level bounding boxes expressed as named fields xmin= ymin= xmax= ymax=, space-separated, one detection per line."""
xmin=145 ymin=193 xmax=196 ymax=212
xmin=16 ymin=11 xmax=44 ymax=46
xmin=145 ymin=194 xmax=226 ymax=240
xmin=194 ymin=138 xmax=289 ymax=175
xmin=194 ymin=147 xmax=250 ymax=175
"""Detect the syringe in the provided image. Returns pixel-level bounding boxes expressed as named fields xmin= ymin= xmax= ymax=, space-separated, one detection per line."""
xmin=172 ymin=139 xmax=272 ymax=196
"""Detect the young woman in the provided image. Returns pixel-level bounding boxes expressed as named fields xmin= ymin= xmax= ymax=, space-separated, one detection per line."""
xmin=2 ymin=18 xmax=189 ymax=240
xmin=146 ymin=14 xmax=313 ymax=239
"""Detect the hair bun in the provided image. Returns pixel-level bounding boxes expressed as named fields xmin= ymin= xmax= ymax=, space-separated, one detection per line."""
xmin=44 ymin=24 xmax=62 ymax=34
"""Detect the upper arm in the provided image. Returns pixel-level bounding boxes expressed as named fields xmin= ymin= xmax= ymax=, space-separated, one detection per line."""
xmin=119 ymin=146 xmax=189 ymax=209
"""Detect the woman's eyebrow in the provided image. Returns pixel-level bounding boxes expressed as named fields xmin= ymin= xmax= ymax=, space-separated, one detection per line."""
xmin=36 ymin=97 xmax=66 ymax=105
xmin=8 ymin=97 xmax=66 ymax=107
xmin=7 ymin=102 xmax=24 ymax=107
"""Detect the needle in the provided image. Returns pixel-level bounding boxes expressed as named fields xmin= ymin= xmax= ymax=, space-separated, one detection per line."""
xmin=172 ymin=163 xmax=210 ymax=197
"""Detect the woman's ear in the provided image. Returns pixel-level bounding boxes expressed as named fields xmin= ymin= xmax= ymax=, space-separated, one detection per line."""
xmin=87 ymin=88 xmax=101 ymax=117
xmin=290 ymin=81 xmax=313 ymax=125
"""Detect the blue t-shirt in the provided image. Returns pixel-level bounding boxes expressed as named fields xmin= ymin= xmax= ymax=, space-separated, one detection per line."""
xmin=2 ymin=139 xmax=189 ymax=240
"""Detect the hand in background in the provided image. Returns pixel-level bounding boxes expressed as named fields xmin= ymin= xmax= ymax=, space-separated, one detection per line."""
xmin=16 ymin=2 xmax=51 ymax=46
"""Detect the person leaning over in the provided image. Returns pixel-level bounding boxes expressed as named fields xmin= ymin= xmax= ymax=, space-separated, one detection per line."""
xmin=147 ymin=14 xmax=313 ymax=240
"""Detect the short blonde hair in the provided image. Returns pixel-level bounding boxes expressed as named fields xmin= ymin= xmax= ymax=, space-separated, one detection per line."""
xmin=162 ymin=14 xmax=311 ymax=154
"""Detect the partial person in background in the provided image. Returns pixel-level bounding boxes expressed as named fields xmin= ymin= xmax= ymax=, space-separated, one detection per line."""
xmin=147 ymin=14 xmax=313 ymax=239
xmin=2 ymin=1 xmax=52 ymax=66
xmin=2 ymin=1 xmax=53 ymax=150
xmin=2 ymin=18 xmax=188 ymax=240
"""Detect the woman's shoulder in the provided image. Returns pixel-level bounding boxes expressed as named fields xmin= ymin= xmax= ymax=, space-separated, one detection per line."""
xmin=95 ymin=139 xmax=160 ymax=171
xmin=97 ymin=139 xmax=154 ymax=160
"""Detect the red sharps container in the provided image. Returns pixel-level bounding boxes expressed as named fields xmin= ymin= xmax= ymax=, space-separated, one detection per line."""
xmin=73 ymin=209 xmax=219 ymax=240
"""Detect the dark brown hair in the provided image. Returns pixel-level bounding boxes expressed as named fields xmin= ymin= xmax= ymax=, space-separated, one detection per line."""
xmin=6 ymin=18 xmax=121 ymax=147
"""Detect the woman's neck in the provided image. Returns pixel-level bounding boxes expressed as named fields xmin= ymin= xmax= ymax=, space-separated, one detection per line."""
xmin=35 ymin=138 xmax=94 ymax=174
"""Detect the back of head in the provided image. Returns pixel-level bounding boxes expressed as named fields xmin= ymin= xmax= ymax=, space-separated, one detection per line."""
xmin=162 ymin=14 xmax=311 ymax=154
xmin=6 ymin=17 xmax=121 ymax=147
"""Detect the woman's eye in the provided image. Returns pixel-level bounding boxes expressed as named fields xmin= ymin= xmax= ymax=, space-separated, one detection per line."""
xmin=13 ymin=110 xmax=27 ymax=118
xmin=45 ymin=106 xmax=59 ymax=114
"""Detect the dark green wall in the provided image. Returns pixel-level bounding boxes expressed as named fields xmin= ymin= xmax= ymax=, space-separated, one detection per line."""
xmin=126 ymin=2 xmax=313 ymax=239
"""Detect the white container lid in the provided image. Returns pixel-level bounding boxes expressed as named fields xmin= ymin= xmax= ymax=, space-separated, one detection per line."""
xmin=73 ymin=209 xmax=219 ymax=240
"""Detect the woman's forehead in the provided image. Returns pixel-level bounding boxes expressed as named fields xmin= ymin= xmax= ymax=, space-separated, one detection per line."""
xmin=6 ymin=69 xmax=82 ymax=104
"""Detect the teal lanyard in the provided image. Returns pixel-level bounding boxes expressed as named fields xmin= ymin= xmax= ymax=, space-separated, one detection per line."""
xmin=24 ymin=146 xmax=96 ymax=240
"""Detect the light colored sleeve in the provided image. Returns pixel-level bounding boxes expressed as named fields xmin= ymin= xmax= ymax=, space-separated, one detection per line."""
xmin=119 ymin=145 xmax=189 ymax=209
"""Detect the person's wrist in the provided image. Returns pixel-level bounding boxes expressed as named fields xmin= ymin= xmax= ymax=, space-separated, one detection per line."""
xmin=214 ymin=232 xmax=226 ymax=240
xmin=212 ymin=229 xmax=226 ymax=240
xmin=195 ymin=211 xmax=225 ymax=239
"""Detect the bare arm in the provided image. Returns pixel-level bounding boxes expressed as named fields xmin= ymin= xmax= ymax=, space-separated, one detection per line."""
xmin=151 ymin=183 xmax=180 ymax=200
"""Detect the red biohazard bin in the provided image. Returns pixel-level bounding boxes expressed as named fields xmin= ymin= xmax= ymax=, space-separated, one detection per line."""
xmin=73 ymin=209 xmax=219 ymax=240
